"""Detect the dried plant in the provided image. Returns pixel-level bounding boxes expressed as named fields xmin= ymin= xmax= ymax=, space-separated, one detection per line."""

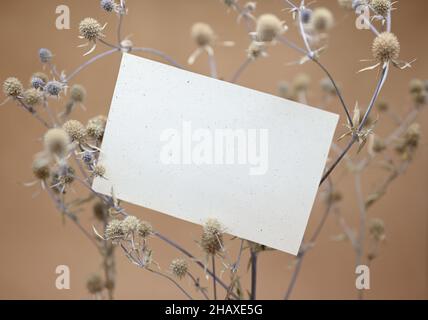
xmin=2 ymin=0 xmax=425 ymax=300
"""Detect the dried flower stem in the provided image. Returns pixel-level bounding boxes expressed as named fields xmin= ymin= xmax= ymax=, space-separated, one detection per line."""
xmin=148 ymin=268 xmax=194 ymax=300
xmin=230 ymin=58 xmax=252 ymax=83
xmin=212 ymin=255 xmax=217 ymax=299
xmin=131 ymin=47 xmax=183 ymax=69
xmin=250 ymin=249 xmax=258 ymax=300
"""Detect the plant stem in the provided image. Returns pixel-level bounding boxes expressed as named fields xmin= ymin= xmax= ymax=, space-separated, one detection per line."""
xmin=65 ymin=49 xmax=119 ymax=82
xmin=154 ymin=231 xmax=239 ymax=299
xmin=212 ymin=255 xmax=217 ymax=300
xmin=148 ymin=268 xmax=194 ymax=300
xmin=131 ymin=47 xmax=183 ymax=68
xmin=320 ymin=65 xmax=389 ymax=186
xmin=230 ymin=58 xmax=252 ymax=83
xmin=250 ymin=249 xmax=258 ymax=300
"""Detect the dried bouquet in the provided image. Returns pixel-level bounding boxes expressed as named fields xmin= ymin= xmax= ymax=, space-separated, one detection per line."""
xmin=1 ymin=0 xmax=425 ymax=300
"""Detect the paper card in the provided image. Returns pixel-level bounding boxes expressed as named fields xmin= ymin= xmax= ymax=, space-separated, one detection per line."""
xmin=92 ymin=53 xmax=339 ymax=255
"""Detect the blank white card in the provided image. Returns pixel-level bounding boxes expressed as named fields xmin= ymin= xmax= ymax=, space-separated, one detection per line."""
xmin=93 ymin=53 xmax=339 ymax=255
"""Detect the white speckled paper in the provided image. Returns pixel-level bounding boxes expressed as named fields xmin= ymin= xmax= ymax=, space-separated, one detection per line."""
xmin=92 ymin=53 xmax=338 ymax=255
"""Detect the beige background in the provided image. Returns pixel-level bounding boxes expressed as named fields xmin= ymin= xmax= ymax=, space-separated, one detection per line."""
xmin=0 ymin=0 xmax=427 ymax=299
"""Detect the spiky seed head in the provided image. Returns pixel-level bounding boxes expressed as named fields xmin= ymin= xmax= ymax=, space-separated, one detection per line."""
xmin=31 ymin=77 xmax=46 ymax=90
xmin=105 ymin=219 xmax=124 ymax=240
xmin=191 ymin=22 xmax=215 ymax=47
xmin=201 ymin=218 xmax=223 ymax=255
xmin=256 ymin=14 xmax=284 ymax=42
xmin=32 ymin=153 xmax=50 ymax=180
xmin=409 ymin=79 xmax=424 ymax=95
xmin=50 ymin=166 xmax=75 ymax=191
xmin=86 ymin=115 xmax=107 ymax=140
xmin=39 ymin=48 xmax=53 ymax=63
xmin=369 ymin=218 xmax=385 ymax=241
xmin=300 ymin=8 xmax=312 ymax=24
xmin=293 ymin=73 xmax=311 ymax=92
xmin=45 ymin=80 xmax=63 ymax=97
xmin=32 ymin=72 xmax=49 ymax=84
xmin=70 ymin=84 xmax=86 ymax=103
xmin=31 ymin=72 xmax=48 ymax=89
xmin=138 ymin=221 xmax=153 ymax=238
xmin=44 ymin=128 xmax=70 ymax=157
xmin=120 ymin=215 xmax=142 ymax=235
xmin=412 ymin=91 xmax=426 ymax=105
xmin=86 ymin=274 xmax=104 ymax=294
xmin=247 ymin=42 xmax=264 ymax=60
xmin=23 ymin=88 xmax=42 ymax=106
xmin=93 ymin=201 xmax=108 ymax=221
xmin=369 ymin=135 xmax=386 ymax=153
xmin=3 ymin=77 xmax=23 ymax=97
xmin=100 ymin=0 xmax=116 ymax=12
xmin=63 ymin=120 xmax=86 ymax=142
xmin=92 ymin=164 xmax=106 ymax=178
xmin=372 ymin=32 xmax=400 ymax=63
xmin=338 ymin=0 xmax=354 ymax=10
xmin=82 ymin=151 xmax=94 ymax=164
xmin=371 ymin=0 xmax=391 ymax=17
xmin=79 ymin=18 xmax=103 ymax=41
xmin=311 ymin=8 xmax=334 ymax=32
xmin=405 ymin=123 xmax=421 ymax=147
xmin=170 ymin=258 xmax=188 ymax=279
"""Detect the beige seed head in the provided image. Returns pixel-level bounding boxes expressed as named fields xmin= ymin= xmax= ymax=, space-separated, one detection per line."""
xmin=3 ymin=77 xmax=23 ymax=97
xmin=371 ymin=0 xmax=391 ymax=18
xmin=405 ymin=123 xmax=421 ymax=147
xmin=138 ymin=221 xmax=153 ymax=238
xmin=63 ymin=120 xmax=86 ymax=142
xmin=105 ymin=219 xmax=124 ymax=240
xmin=93 ymin=201 xmax=108 ymax=221
xmin=23 ymin=88 xmax=43 ymax=106
xmin=201 ymin=218 xmax=223 ymax=255
xmin=32 ymin=72 xmax=49 ymax=84
xmin=86 ymin=274 xmax=104 ymax=294
xmin=247 ymin=42 xmax=264 ymax=60
xmin=79 ymin=17 xmax=103 ymax=41
xmin=191 ymin=22 xmax=215 ymax=47
xmin=70 ymin=84 xmax=86 ymax=103
xmin=32 ymin=153 xmax=50 ymax=180
xmin=92 ymin=164 xmax=106 ymax=178
xmin=170 ymin=258 xmax=188 ymax=279
xmin=409 ymin=79 xmax=424 ymax=95
xmin=256 ymin=14 xmax=284 ymax=42
xmin=120 ymin=215 xmax=142 ymax=235
xmin=86 ymin=115 xmax=107 ymax=140
xmin=369 ymin=218 xmax=385 ymax=241
xmin=372 ymin=32 xmax=400 ymax=63
xmin=44 ymin=128 xmax=70 ymax=157
xmin=311 ymin=8 xmax=334 ymax=32
xmin=293 ymin=73 xmax=311 ymax=92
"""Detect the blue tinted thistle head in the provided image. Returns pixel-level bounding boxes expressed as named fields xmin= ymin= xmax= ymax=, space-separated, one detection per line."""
xmin=100 ymin=0 xmax=116 ymax=12
xmin=31 ymin=77 xmax=46 ymax=90
xmin=39 ymin=48 xmax=53 ymax=63
xmin=45 ymin=80 xmax=63 ymax=97
xmin=300 ymin=8 xmax=312 ymax=24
